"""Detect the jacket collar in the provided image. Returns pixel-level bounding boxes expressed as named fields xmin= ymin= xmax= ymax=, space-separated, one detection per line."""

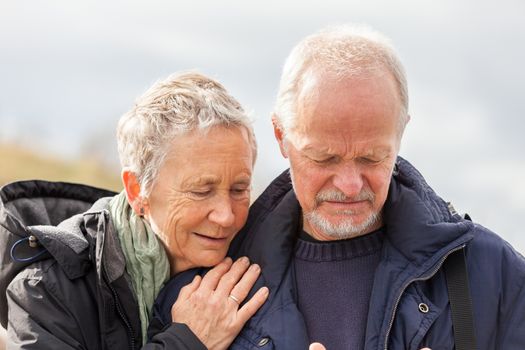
xmin=234 ymin=157 xmax=475 ymax=290
xmin=383 ymin=157 xmax=474 ymax=267
xmin=1 ymin=180 xmax=117 ymax=276
xmin=0 ymin=180 xmax=117 ymax=328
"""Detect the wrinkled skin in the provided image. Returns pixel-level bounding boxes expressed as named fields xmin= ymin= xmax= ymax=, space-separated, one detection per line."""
xmin=274 ymin=71 xmax=404 ymax=240
xmin=171 ymin=257 xmax=268 ymax=350
xmin=145 ymin=126 xmax=254 ymax=274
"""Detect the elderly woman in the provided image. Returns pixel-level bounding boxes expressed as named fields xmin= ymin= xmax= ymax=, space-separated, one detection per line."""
xmin=0 ymin=72 xmax=268 ymax=349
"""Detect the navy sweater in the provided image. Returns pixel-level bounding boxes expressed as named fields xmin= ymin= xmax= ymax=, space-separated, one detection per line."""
xmin=294 ymin=229 xmax=383 ymax=349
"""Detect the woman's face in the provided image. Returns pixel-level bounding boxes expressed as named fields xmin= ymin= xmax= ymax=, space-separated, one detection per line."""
xmin=145 ymin=126 xmax=254 ymax=275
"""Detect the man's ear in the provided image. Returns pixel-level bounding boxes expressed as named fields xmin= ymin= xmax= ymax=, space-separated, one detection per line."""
xmin=397 ymin=113 xmax=411 ymax=149
xmin=121 ymin=169 xmax=145 ymax=216
xmin=271 ymin=114 xmax=288 ymax=158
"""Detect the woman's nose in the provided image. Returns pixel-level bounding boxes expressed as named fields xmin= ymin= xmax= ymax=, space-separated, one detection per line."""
xmin=208 ymin=195 xmax=235 ymax=227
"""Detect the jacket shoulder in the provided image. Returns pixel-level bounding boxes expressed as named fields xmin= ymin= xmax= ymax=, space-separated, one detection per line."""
xmin=6 ymin=259 xmax=101 ymax=349
xmin=467 ymin=223 xmax=525 ymax=269
xmin=7 ymin=258 xmax=97 ymax=314
xmin=465 ymin=223 xmax=525 ymax=291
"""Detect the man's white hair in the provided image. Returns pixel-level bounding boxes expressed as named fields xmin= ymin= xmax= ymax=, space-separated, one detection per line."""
xmin=116 ymin=71 xmax=257 ymax=197
xmin=274 ymin=24 xmax=409 ymax=136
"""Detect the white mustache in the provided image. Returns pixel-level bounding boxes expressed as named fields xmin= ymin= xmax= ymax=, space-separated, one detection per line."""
xmin=315 ymin=189 xmax=375 ymax=205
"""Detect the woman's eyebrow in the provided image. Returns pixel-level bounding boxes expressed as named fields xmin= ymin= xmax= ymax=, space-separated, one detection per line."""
xmin=233 ymin=177 xmax=252 ymax=186
xmin=183 ymin=176 xmax=220 ymax=187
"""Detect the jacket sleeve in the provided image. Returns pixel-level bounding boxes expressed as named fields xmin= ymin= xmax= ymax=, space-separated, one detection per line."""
xmin=143 ymin=323 xmax=207 ymax=350
xmin=6 ymin=271 xmax=207 ymax=350
xmin=497 ymin=247 xmax=525 ymax=348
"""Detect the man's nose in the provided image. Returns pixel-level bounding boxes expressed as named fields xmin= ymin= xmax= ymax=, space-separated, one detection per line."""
xmin=208 ymin=194 xmax=235 ymax=228
xmin=331 ymin=162 xmax=364 ymax=198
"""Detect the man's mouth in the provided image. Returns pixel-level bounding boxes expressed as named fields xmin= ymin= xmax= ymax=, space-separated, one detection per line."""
xmin=320 ymin=199 xmax=370 ymax=212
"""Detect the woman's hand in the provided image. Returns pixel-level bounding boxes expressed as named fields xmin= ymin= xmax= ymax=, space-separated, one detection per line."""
xmin=170 ymin=257 xmax=269 ymax=350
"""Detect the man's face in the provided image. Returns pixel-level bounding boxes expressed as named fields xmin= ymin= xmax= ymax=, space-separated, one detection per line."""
xmin=274 ymin=71 xmax=403 ymax=240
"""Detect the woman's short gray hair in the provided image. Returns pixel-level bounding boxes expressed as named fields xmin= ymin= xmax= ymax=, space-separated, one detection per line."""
xmin=116 ymin=71 xmax=257 ymax=196
xmin=274 ymin=24 xmax=409 ymax=136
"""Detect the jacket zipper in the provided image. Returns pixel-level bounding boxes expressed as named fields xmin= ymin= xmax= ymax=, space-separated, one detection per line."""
xmin=382 ymin=244 xmax=466 ymax=350
xmin=97 ymin=210 xmax=137 ymax=350
xmin=105 ymin=268 xmax=137 ymax=350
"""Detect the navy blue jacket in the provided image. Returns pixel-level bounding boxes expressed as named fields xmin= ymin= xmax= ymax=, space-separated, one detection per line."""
xmin=151 ymin=158 xmax=525 ymax=349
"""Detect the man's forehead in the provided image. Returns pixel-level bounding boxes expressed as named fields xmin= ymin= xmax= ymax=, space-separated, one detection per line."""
xmin=289 ymin=120 xmax=392 ymax=154
xmin=287 ymin=132 xmax=327 ymax=152
xmin=287 ymin=131 xmax=343 ymax=155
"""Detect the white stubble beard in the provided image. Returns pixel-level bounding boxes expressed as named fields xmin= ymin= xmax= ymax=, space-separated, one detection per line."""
xmin=290 ymin=167 xmax=382 ymax=240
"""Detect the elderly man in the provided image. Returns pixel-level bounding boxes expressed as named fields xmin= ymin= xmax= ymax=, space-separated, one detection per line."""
xmin=152 ymin=25 xmax=525 ymax=349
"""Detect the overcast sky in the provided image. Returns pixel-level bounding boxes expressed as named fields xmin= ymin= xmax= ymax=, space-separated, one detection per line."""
xmin=1 ymin=0 xmax=524 ymax=253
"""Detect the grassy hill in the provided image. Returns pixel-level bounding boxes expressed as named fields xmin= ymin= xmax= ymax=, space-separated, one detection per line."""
xmin=0 ymin=143 xmax=122 ymax=192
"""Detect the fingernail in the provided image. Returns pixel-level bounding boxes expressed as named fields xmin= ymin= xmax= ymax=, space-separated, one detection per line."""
xmin=224 ymin=257 xmax=232 ymax=264
xmin=250 ymin=264 xmax=260 ymax=272
xmin=240 ymin=256 xmax=249 ymax=264
xmin=262 ymin=286 xmax=269 ymax=296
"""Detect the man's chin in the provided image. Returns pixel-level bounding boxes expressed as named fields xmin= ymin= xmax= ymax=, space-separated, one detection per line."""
xmin=305 ymin=211 xmax=381 ymax=239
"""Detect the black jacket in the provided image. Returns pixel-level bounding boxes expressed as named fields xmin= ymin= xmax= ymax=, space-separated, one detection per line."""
xmin=0 ymin=180 xmax=205 ymax=350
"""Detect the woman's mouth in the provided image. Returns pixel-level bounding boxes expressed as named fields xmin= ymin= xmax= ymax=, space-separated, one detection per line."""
xmin=192 ymin=232 xmax=228 ymax=247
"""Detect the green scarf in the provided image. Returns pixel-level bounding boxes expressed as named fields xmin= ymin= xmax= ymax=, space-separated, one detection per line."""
xmin=108 ymin=191 xmax=170 ymax=344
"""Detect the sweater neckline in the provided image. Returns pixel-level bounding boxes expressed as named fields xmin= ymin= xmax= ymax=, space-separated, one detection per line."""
xmin=295 ymin=228 xmax=384 ymax=262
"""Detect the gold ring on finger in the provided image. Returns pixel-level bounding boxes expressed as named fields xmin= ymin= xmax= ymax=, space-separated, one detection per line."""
xmin=228 ymin=294 xmax=240 ymax=304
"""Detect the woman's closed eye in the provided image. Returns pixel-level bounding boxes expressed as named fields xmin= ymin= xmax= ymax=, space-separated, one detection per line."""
xmin=185 ymin=186 xmax=250 ymax=201
xmin=230 ymin=187 xmax=251 ymax=200
xmin=188 ymin=189 xmax=213 ymax=199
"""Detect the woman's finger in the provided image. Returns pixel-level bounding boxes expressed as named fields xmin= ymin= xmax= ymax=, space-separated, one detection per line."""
xmin=177 ymin=274 xmax=202 ymax=300
xmin=199 ymin=257 xmax=233 ymax=291
xmin=215 ymin=256 xmax=251 ymax=297
xmin=236 ymin=286 xmax=269 ymax=324
xmin=227 ymin=263 xmax=262 ymax=304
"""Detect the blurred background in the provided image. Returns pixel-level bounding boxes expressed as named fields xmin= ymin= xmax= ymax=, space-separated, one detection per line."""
xmin=1 ymin=0 xmax=524 ymax=254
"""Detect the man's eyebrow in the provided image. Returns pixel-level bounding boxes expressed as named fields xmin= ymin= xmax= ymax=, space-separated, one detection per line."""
xmin=363 ymin=147 xmax=392 ymax=157
xmin=300 ymin=144 xmax=392 ymax=158
xmin=300 ymin=144 xmax=331 ymax=154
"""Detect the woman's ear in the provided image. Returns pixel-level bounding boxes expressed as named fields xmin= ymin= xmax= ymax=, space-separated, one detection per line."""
xmin=121 ymin=169 xmax=145 ymax=216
